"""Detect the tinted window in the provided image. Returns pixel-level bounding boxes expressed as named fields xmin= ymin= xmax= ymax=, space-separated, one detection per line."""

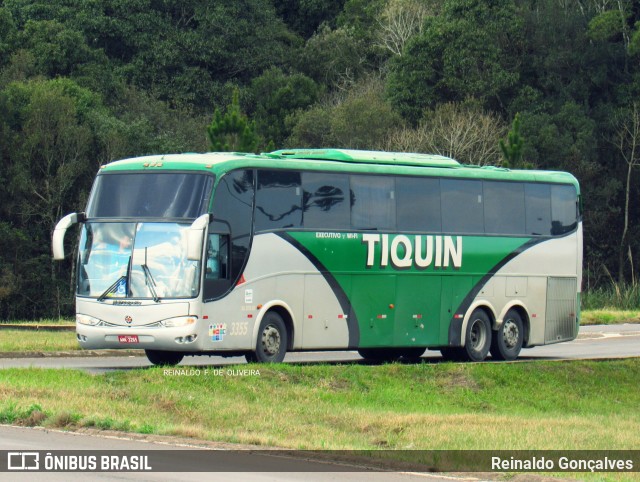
xmin=396 ymin=177 xmax=441 ymax=232
xmin=302 ymin=172 xmax=350 ymax=229
xmin=87 ymin=173 xmax=213 ymax=218
xmin=484 ymin=182 xmax=525 ymax=235
xmin=255 ymin=170 xmax=302 ymax=232
xmin=551 ymin=185 xmax=578 ymax=235
xmin=441 ymin=179 xmax=484 ymax=234
xmin=207 ymin=170 xmax=254 ymax=300
xmin=350 ymin=175 xmax=395 ymax=230
xmin=525 ymin=183 xmax=551 ymax=235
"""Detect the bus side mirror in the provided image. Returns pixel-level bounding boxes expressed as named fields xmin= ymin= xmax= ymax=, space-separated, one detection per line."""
xmin=52 ymin=212 xmax=85 ymax=260
xmin=187 ymin=214 xmax=212 ymax=261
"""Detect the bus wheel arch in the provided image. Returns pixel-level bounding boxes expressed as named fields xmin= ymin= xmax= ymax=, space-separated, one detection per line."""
xmin=267 ymin=304 xmax=295 ymax=352
xmin=247 ymin=302 xmax=294 ymax=363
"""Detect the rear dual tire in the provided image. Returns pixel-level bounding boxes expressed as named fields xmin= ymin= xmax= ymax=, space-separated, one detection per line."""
xmin=490 ymin=309 xmax=524 ymax=361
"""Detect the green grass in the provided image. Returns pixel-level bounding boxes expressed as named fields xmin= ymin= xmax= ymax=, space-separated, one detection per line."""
xmin=0 ymin=360 xmax=638 ymax=451
xmin=0 ymin=318 xmax=74 ymax=325
xmin=0 ymin=330 xmax=79 ymax=352
xmin=581 ymin=310 xmax=640 ymax=325
xmin=582 ymin=284 xmax=640 ymax=311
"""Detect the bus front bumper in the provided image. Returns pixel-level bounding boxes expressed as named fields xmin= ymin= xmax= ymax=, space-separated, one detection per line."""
xmin=76 ymin=323 xmax=202 ymax=351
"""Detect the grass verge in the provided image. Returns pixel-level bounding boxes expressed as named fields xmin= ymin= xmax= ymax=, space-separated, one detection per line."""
xmin=0 ymin=330 xmax=79 ymax=352
xmin=0 ymin=319 xmax=73 ymax=325
xmin=581 ymin=310 xmax=640 ymax=325
xmin=0 ymin=360 xmax=638 ymax=451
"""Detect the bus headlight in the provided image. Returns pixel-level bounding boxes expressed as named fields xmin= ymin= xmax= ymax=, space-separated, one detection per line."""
xmin=161 ymin=316 xmax=197 ymax=328
xmin=76 ymin=314 xmax=102 ymax=326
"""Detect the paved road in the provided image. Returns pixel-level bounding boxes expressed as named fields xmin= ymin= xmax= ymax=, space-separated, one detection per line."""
xmin=0 ymin=324 xmax=638 ymax=373
xmin=0 ymin=426 xmax=481 ymax=482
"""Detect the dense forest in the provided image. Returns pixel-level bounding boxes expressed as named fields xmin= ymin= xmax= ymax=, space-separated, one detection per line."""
xmin=0 ymin=0 xmax=639 ymax=319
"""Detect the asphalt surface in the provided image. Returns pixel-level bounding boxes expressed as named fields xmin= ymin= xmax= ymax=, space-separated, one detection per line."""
xmin=0 ymin=324 xmax=638 ymax=373
xmin=0 ymin=426 xmax=485 ymax=482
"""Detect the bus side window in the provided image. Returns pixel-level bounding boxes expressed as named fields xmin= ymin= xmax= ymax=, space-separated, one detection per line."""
xmin=205 ymin=234 xmax=229 ymax=280
xmin=350 ymin=175 xmax=396 ymax=230
xmin=551 ymin=185 xmax=578 ymax=235
xmin=255 ymin=170 xmax=302 ymax=231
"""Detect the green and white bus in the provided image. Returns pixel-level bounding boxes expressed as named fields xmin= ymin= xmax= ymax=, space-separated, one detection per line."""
xmin=53 ymin=149 xmax=582 ymax=365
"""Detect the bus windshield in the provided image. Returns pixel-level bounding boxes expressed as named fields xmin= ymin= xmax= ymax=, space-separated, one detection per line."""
xmin=86 ymin=172 xmax=213 ymax=219
xmin=77 ymin=222 xmax=200 ymax=300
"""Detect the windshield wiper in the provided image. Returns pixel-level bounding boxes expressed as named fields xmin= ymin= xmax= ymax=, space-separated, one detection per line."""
xmin=141 ymin=264 xmax=160 ymax=303
xmin=98 ymin=257 xmax=131 ymax=302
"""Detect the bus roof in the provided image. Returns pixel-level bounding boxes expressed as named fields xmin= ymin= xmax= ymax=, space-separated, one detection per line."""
xmin=99 ymin=149 xmax=580 ymax=192
xmin=267 ymin=148 xmax=461 ymax=168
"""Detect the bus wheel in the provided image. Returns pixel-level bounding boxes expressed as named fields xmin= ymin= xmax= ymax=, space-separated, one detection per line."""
xmin=248 ymin=311 xmax=288 ymax=363
xmin=462 ymin=310 xmax=492 ymax=362
xmin=145 ymin=349 xmax=184 ymax=366
xmin=490 ymin=309 xmax=524 ymax=361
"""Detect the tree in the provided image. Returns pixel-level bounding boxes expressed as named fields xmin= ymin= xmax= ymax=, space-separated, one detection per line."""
xmin=329 ymin=76 xmax=403 ymax=149
xmin=500 ymin=113 xmax=526 ymax=168
xmin=0 ymin=78 xmax=101 ymax=317
xmin=207 ymin=90 xmax=260 ymax=153
xmin=386 ymin=0 xmax=522 ymax=123
xmin=375 ymin=0 xmax=434 ymax=56
xmin=287 ymin=76 xmax=402 ymax=149
xmin=0 ymin=7 xmax=17 ymax=68
xmin=286 ymin=102 xmax=336 ymax=148
xmin=273 ymin=0 xmax=346 ymax=38
xmin=385 ymin=101 xmax=506 ymax=165
xmin=612 ymin=102 xmax=640 ymax=283
xmin=299 ymin=24 xmax=366 ymax=90
xmin=249 ymin=67 xmax=319 ymax=147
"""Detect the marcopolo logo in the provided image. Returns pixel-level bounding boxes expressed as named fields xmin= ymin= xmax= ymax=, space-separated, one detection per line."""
xmin=362 ymin=234 xmax=462 ymax=270
xmin=4 ymin=451 xmax=153 ymax=472
xmin=8 ymin=452 xmax=39 ymax=470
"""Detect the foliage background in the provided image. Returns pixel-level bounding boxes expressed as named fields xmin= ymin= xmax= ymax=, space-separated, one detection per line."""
xmin=0 ymin=0 xmax=638 ymax=319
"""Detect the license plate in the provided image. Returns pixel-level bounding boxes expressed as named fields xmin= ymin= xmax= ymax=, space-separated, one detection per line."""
xmin=118 ymin=335 xmax=139 ymax=344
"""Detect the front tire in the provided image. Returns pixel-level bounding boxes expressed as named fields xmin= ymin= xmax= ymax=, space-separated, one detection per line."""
xmin=246 ymin=311 xmax=288 ymax=363
xmin=145 ymin=349 xmax=184 ymax=366
xmin=490 ymin=309 xmax=524 ymax=361
xmin=461 ymin=309 xmax=492 ymax=362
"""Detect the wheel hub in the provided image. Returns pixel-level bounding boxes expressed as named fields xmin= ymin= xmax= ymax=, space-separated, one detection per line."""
xmin=469 ymin=319 xmax=485 ymax=349
xmin=261 ymin=325 xmax=281 ymax=356
xmin=502 ymin=319 xmax=519 ymax=348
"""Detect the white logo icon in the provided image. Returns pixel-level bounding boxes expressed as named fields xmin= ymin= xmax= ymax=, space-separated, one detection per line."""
xmin=8 ymin=452 xmax=40 ymax=470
